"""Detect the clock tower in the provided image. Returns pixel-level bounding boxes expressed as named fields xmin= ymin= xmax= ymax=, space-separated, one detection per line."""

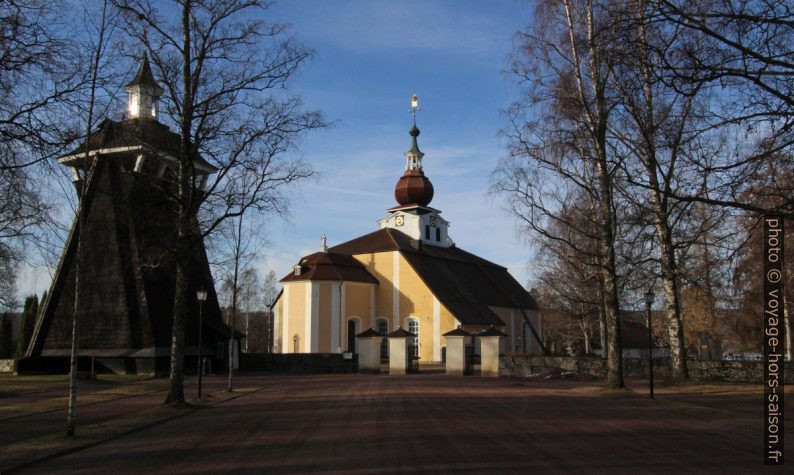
xmin=378 ymin=95 xmax=452 ymax=247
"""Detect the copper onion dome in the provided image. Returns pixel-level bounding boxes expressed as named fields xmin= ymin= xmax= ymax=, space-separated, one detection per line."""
xmin=394 ymin=121 xmax=434 ymax=206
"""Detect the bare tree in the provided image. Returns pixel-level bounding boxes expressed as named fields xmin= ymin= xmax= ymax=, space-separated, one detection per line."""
xmin=262 ymin=270 xmax=280 ymax=310
xmin=648 ymin=0 xmax=794 ymax=217
xmin=67 ymin=0 xmax=118 ymax=437
xmin=112 ymin=0 xmax=323 ymax=404
xmin=495 ymin=0 xmax=625 ymax=388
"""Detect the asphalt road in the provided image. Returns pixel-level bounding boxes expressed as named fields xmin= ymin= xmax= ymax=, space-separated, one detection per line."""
xmin=17 ymin=374 xmax=790 ymax=474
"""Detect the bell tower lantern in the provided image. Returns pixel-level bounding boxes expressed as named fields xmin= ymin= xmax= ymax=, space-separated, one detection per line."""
xmin=125 ymin=54 xmax=163 ymax=120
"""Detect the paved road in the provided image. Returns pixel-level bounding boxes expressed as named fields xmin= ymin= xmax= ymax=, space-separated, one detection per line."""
xmin=18 ymin=374 xmax=791 ymax=474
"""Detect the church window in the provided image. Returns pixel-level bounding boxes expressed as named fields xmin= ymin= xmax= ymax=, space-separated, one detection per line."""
xmin=408 ymin=318 xmax=419 ymax=358
xmin=425 ymin=225 xmax=430 ymax=239
xmin=435 ymin=228 xmax=441 ymax=241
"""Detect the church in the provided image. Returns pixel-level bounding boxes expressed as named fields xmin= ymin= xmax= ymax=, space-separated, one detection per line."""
xmin=273 ymin=97 xmax=544 ymax=363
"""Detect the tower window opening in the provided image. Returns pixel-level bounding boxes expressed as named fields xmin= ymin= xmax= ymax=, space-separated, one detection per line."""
xmin=425 ymin=225 xmax=430 ymax=239
xmin=436 ymin=228 xmax=441 ymax=241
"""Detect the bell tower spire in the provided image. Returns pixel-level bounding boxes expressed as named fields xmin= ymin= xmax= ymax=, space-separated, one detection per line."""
xmin=125 ymin=54 xmax=163 ymax=120
xmin=380 ymin=94 xmax=451 ymax=248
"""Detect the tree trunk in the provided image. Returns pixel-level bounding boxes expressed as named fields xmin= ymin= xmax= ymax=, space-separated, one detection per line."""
xmin=165 ymin=0 xmax=194 ymax=406
xmin=658 ymin=229 xmax=688 ymax=380
xmin=598 ymin=279 xmax=608 ymax=359
xmin=166 ymin=244 xmax=189 ymax=404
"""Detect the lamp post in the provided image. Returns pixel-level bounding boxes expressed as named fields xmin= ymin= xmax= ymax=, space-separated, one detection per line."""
xmin=644 ymin=289 xmax=655 ymax=399
xmin=196 ymin=288 xmax=208 ymax=400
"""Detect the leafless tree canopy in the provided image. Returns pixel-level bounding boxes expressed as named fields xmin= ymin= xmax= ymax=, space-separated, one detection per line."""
xmin=494 ymin=0 xmax=793 ymax=378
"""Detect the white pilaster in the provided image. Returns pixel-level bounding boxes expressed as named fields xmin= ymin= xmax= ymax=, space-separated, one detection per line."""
xmin=331 ymin=282 xmax=340 ymax=353
xmin=304 ymin=283 xmax=312 ymax=353
xmin=433 ymin=296 xmax=441 ymax=362
xmin=392 ymin=252 xmax=400 ymax=328
xmin=282 ymin=284 xmax=290 ymax=354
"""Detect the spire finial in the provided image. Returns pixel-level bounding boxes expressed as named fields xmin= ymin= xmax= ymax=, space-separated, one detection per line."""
xmin=410 ymin=93 xmax=420 ymax=122
xmin=321 ymin=233 xmax=328 ymax=253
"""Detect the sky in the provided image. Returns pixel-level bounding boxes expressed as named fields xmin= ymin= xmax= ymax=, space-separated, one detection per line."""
xmin=17 ymin=0 xmax=539 ymax=301
xmin=260 ymin=0 xmax=536 ymax=284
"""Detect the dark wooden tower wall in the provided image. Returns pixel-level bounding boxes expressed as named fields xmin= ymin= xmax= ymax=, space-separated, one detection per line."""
xmin=25 ymin=143 xmax=228 ymax=372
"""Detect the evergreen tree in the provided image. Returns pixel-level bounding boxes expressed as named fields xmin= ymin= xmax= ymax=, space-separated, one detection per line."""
xmin=0 ymin=313 xmax=12 ymax=358
xmin=17 ymin=295 xmax=38 ymax=357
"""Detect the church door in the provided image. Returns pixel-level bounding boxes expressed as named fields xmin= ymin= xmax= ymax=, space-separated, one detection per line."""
xmin=347 ymin=320 xmax=356 ymax=353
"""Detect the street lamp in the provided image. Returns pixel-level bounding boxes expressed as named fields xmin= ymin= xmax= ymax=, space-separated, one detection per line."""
xmin=644 ymin=288 xmax=655 ymax=399
xmin=196 ymin=288 xmax=208 ymax=400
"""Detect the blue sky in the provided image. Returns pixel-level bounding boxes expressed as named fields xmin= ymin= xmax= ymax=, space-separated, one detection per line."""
xmin=260 ymin=0 xmax=537 ymax=286
xmin=17 ymin=0 xmax=539 ymax=301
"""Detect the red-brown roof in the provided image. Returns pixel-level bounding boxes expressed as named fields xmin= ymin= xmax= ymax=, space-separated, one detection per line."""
xmin=280 ymin=251 xmax=378 ymax=284
xmin=330 ymin=228 xmax=538 ymax=326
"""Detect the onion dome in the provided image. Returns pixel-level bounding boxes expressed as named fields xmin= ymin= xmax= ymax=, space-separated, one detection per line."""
xmin=395 ymin=169 xmax=434 ymax=206
xmin=394 ymin=95 xmax=434 ymax=207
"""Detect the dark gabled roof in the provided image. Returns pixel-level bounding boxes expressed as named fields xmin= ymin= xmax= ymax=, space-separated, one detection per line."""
xmin=356 ymin=328 xmax=383 ymax=338
xmin=329 ymin=228 xmax=538 ymax=326
xmin=443 ymin=327 xmax=472 ymax=337
xmin=387 ymin=327 xmax=415 ymax=338
xmin=330 ymin=227 xmax=416 ymax=254
xmin=280 ymin=251 xmax=378 ymax=284
xmin=60 ymin=118 xmax=215 ymax=170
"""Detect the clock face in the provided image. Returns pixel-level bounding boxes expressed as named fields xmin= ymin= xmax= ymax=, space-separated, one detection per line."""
xmin=430 ymin=216 xmax=437 ymax=226
xmin=395 ymin=216 xmax=404 ymax=226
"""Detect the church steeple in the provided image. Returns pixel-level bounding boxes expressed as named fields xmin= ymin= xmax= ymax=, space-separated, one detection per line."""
xmin=381 ymin=94 xmax=451 ymax=248
xmin=394 ymin=94 xmax=434 ymax=207
xmin=125 ymin=54 xmax=163 ymax=120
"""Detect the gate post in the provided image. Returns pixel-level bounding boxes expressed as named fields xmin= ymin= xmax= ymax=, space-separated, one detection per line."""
xmin=443 ymin=326 xmax=471 ymax=376
xmin=478 ymin=327 xmax=507 ymax=377
xmin=386 ymin=327 xmax=415 ymax=375
xmin=356 ymin=328 xmax=383 ymax=373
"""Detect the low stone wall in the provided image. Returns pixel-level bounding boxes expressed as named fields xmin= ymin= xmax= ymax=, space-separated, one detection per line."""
xmin=0 ymin=359 xmax=16 ymax=373
xmin=239 ymin=353 xmax=358 ymax=374
xmin=500 ymin=355 xmax=793 ymax=384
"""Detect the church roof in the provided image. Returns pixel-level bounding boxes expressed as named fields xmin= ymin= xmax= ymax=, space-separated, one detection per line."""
xmin=280 ymin=251 xmax=378 ymax=284
xmin=330 ymin=228 xmax=538 ymax=326
xmin=60 ymin=118 xmax=215 ymax=171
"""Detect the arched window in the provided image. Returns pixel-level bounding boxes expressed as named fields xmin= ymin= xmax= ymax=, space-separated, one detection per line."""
xmin=407 ymin=318 xmax=420 ymax=358
xmin=425 ymin=225 xmax=430 ymax=239
xmin=376 ymin=318 xmax=389 ymax=359
xmin=435 ymin=227 xmax=441 ymax=241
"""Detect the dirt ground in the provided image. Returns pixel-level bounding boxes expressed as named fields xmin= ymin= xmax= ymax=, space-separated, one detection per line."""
xmin=3 ymin=373 xmax=791 ymax=474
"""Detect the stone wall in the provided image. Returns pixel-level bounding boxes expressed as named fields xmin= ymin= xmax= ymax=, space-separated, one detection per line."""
xmin=501 ymin=355 xmax=794 ymax=384
xmin=239 ymin=353 xmax=358 ymax=374
xmin=0 ymin=359 xmax=15 ymax=373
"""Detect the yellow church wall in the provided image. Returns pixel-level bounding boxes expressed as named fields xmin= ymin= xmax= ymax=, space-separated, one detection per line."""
xmin=438 ymin=305 xmax=460 ymax=351
xmin=318 ymin=282 xmax=332 ymax=353
xmin=352 ymin=252 xmax=393 ymax=324
xmin=344 ymin=282 xmax=373 ymax=336
xmin=285 ymin=281 xmax=307 ymax=353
